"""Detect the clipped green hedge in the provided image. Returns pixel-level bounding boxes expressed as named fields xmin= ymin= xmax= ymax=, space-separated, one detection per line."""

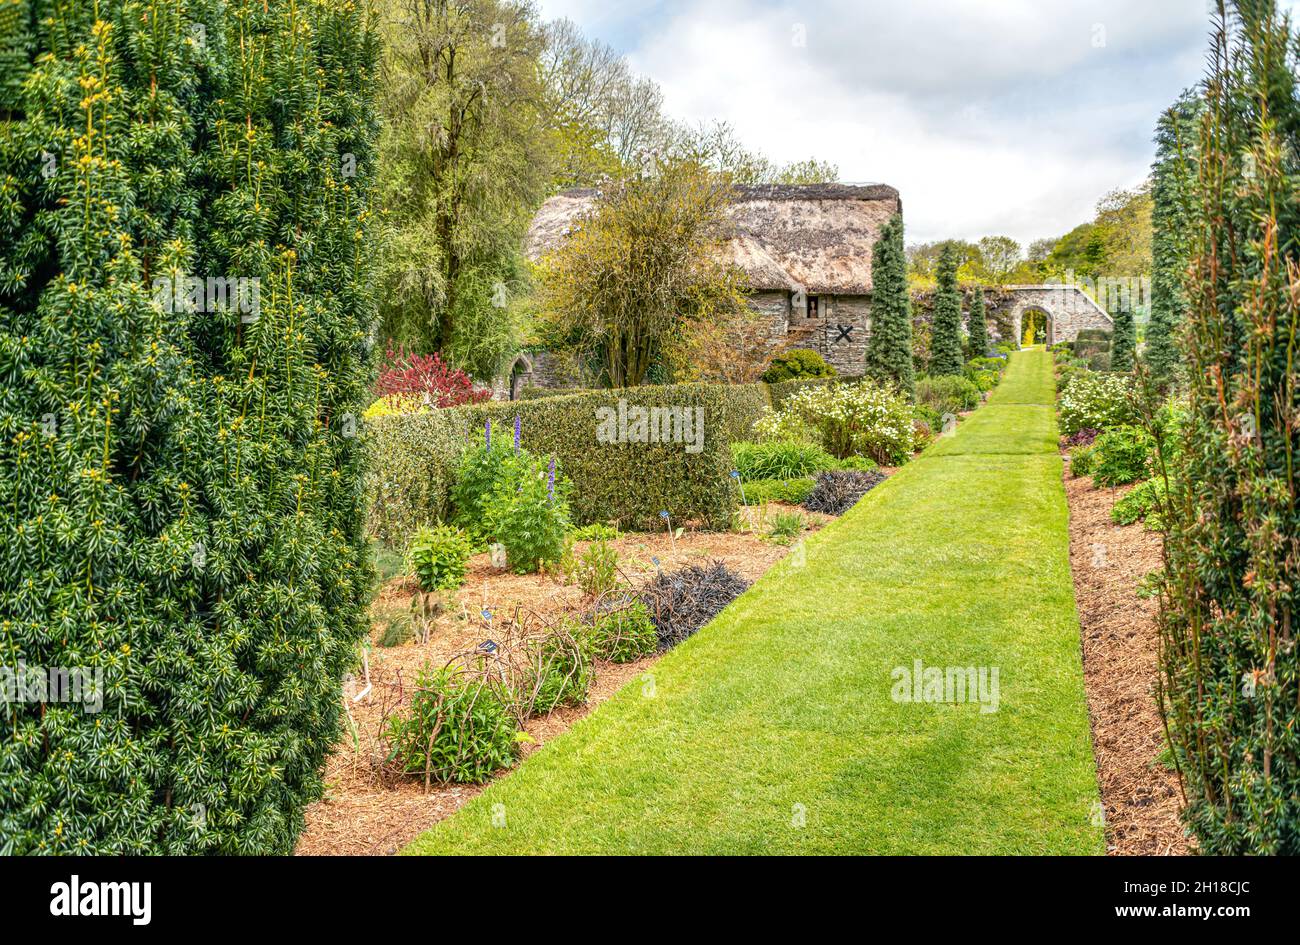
xmin=367 ymin=382 xmax=769 ymax=540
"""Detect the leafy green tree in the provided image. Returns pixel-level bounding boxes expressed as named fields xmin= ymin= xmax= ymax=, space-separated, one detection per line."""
xmin=0 ymin=0 xmax=378 ymax=853
xmin=929 ymin=243 xmax=965 ymax=375
xmin=538 ymin=159 xmax=746 ymax=387
xmin=1158 ymin=0 xmax=1300 ymax=854
xmin=864 ymin=214 xmax=914 ymax=397
xmin=967 ymin=285 xmax=989 ymax=357
xmin=1147 ymin=91 xmax=1200 ymax=386
xmin=376 ymin=0 xmax=550 ymax=375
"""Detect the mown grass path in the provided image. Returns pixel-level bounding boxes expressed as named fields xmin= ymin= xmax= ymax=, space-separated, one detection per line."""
xmin=405 ymin=349 xmax=1102 ymax=854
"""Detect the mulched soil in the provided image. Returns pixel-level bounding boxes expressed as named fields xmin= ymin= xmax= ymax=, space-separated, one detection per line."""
xmin=294 ymin=502 xmax=835 ymax=856
xmin=1063 ymin=466 xmax=1192 ymax=856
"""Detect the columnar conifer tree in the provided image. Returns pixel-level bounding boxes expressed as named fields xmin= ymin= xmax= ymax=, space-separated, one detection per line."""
xmin=928 ymin=243 xmax=964 ymax=375
xmin=966 ymin=285 xmax=988 ymax=357
xmin=1157 ymin=0 xmax=1300 ymax=853
xmin=1146 ymin=91 xmax=1200 ymax=387
xmin=0 ymin=0 xmax=378 ymax=853
xmin=864 ymin=214 xmax=914 ymax=398
xmin=1109 ymin=303 xmax=1137 ymax=372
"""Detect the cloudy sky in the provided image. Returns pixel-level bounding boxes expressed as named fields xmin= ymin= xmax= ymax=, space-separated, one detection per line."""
xmin=535 ymin=0 xmax=1214 ymax=247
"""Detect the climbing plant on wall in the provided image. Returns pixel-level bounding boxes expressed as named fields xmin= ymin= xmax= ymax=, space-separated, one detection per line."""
xmin=0 ymin=0 xmax=379 ymax=853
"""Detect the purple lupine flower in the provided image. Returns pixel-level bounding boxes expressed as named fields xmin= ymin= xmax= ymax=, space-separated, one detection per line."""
xmin=485 ymin=418 xmax=491 ymax=450
xmin=547 ymin=456 xmax=556 ymax=503
xmin=513 ymin=415 xmax=521 ymax=453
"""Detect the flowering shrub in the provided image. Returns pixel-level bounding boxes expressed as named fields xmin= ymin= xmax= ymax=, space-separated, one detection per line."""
xmin=1057 ymin=371 xmax=1135 ymax=435
xmin=485 ymin=452 xmax=572 ymax=573
xmin=754 ymin=379 xmax=914 ymax=464
xmin=374 ymin=345 xmax=491 ymax=407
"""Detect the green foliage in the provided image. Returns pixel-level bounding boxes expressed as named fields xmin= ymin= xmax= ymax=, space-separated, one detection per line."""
xmin=833 ymin=454 xmax=880 ymax=472
xmin=407 ymin=525 xmax=474 ymax=592
xmin=524 ymin=634 xmax=592 ymax=715
xmin=929 ymin=243 xmax=965 ymax=375
xmin=384 ymin=668 xmax=519 ymax=782
xmin=1067 ymin=443 xmax=1098 ymax=478
xmin=738 ymin=477 xmax=817 ymax=505
xmin=365 ymin=409 xmax=465 ymax=545
xmin=375 ymin=0 xmax=548 ymax=370
xmin=366 ymin=382 xmax=764 ymax=538
xmin=915 ymin=374 xmax=980 ymax=417
xmin=1109 ymin=307 xmax=1137 ymax=373
xmin=1157 ymin=2 xmax=1300 ymax=852
xmin=1056 ymin=371 xmax=1135 ymax=436
xmin=451 ymin=432 xmax=518 ymax=542
xmin=1091 ymin=425 xmax=1154 ymax=487
xmin=0 ymin=0 xmax=379 ymax=854
xmin=563 ymin=539 xmax=621 ymax=597
xmin=732 ymin=440 xmax=835 ymax=480
xmin=484 ymin=453 xmax=573 ymax=574
xmin=1111 ymin=478 xmax=1169 ymax=528
xmin=379 ymin=613 xmax=415 ymax=648
xmin=570 ymin=522 xmax=621 ymax=542
xmin=1147 ymin=91 xmax=1200 ymax=387
xmin=966 ymin=286 xmax=989 ymax=357
xmin=584 ymin=602 xmax=659 ymax=663
xmin=753 ymin=380 xmax=915 ymax=464
xmin=864 ymin=214 xmax=915 ymax=397
xmin=765 ymin=510 xmax=806 ymax=544
xmin=537 ymin=158 xmax=747 ymax=388
xmin=761 ymin=348 xmax=836 ymax=382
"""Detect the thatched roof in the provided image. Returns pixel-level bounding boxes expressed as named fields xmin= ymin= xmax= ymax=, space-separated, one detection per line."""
xmin=525 ymin=182 xmax=901 ymax=295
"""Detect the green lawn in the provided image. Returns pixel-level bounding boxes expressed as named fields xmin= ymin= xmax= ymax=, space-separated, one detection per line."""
xmin=404 ymin=349 xmax=1102 ymax=855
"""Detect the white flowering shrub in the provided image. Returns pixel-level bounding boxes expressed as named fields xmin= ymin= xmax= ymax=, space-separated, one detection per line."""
xmin=752 ymin=380 xmax=915 ymax=464
xmin=1057 ymin=371 xmax=1135 ymax=435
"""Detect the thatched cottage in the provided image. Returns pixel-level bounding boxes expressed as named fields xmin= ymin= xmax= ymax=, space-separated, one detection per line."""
xmin=508 ymin=182 xmax=901 ymax=397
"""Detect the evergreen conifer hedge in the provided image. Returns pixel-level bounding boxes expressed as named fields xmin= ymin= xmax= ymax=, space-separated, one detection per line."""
xmin=1158 ymin=0 xmax=1300 ymax=853
xmin=0 ymin=0 xmax=378 ymax=853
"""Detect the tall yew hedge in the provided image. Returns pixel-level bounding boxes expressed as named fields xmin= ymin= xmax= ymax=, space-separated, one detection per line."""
xmin=0 ymin=1 xmax=378 ymax=853
xmin=1157 ymin=0 xmax=1300 ymax=853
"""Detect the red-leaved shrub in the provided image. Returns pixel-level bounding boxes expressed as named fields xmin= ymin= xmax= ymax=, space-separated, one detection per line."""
xmin=374 ymin=346 xmax=490 ymax=408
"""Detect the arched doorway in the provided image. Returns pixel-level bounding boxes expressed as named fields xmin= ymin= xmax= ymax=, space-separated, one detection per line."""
xmin=507 ymin=354 xmax=534 ymax=401
xmin=1012 ymin=305 xmax=1053 ymax=347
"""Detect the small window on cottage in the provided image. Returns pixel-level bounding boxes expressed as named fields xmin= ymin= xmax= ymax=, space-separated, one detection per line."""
xmin=806 ymin=294 xmax=819 ymax=319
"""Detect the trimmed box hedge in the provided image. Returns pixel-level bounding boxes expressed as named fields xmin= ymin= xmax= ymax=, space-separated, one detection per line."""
xmin=365 ymin=382 xmax=771 ymax=542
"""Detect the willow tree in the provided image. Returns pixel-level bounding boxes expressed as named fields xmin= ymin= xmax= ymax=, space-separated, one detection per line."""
xmin=864 ymin=214 xmax=914 ymax=398
xmin=1157 ymin=0 xmax=1300 ymax=854
xmin=538 ymin=159 xmax=746 ymax=387
xmin=929 ymin=243 xmax=965 ymax=375
xmin=0 ymin=0 xmax=378 ymax=854
xmin=376 ymin=0 xmax=552 ymax=375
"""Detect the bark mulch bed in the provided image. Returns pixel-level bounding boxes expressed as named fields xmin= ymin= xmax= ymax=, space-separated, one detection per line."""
xmin=1063 ymin=468 xmax=1191 ymax=856
xmin=295 ymin=503 xmax=833 ymax=856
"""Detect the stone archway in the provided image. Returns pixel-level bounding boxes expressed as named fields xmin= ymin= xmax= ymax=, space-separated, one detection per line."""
xmin=1016 ymin=306 xmax=1052 ymax=346
xmin=1002 ymin=284 xmax=1113 ymax=347
xmin=507 ymin=353 xmax=534 ymax=401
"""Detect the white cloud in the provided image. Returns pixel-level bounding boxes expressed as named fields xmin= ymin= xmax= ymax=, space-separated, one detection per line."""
xmin=539 ymin=0 xmax=1210 ymax=246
